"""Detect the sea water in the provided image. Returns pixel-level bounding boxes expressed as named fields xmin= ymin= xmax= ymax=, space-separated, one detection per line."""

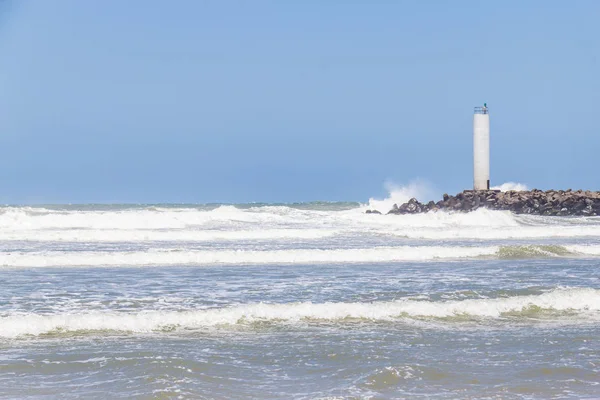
xmin=0 ymin=202 xmax=599 ymax=399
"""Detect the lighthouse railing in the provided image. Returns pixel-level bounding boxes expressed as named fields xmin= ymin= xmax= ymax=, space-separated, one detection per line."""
xmin=474 ymin=106 xmax=489 ymax=114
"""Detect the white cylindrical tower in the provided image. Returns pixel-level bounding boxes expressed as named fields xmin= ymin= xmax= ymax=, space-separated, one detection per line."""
xmin=473 ymin=105 xmax=490 ymax=190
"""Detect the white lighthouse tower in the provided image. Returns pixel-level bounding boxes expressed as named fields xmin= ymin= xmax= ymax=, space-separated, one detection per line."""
xmin=473 ymin=104 xmax=490 ymax=190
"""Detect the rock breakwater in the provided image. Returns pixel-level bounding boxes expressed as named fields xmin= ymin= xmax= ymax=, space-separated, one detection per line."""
xmin=380 ymin=189 xmax=600 ymax=216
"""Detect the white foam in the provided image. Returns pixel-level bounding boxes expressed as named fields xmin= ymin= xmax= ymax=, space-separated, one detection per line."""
xmin=1 ymin=288 xmax=598 ymax=338
xmin=0 ymin=228 xmax=336 ymax=242
xmin=2 ymin=204 xmax=600 ymax=244
xmin=567 ymin=245 xmax=600 ymax=256
xmin=0 ymin=205 xmax=295 ymax=231
xmin=381 ymin=223 xmax=600 ymax=240
xmin=357 ymin=208 xmax=521 ymax=228
xmin=0 ymin=246 xmax=499 ymax=268
xmin=351 ymin=208 xmax=600 ymax=240
xmin=3 ymin=242 xmax=600 ymax=268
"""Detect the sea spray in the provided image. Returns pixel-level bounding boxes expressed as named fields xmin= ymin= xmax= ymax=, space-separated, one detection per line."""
xmin=491 ymin=182 xmax=529 ymax=192
xmin=366 ymin=180 xmax=438 ymax=213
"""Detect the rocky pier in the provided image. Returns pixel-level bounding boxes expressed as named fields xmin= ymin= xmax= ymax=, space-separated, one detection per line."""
xmin=367 ymin=189 xmax=600 ymax=216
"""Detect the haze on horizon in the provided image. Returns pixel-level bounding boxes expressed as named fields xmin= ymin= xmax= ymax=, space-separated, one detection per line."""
xmin=0 ymin=0 xmax=598 ymax=204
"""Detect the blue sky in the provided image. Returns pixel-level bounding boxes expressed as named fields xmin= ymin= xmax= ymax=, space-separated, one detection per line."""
xmin=0 ymin=1 xmax=598 ymax=203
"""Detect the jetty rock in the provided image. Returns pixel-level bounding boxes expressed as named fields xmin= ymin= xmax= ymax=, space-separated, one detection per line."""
xmin=385 ymin=189 xmax=600 ymax=216
xmin=365 ymin=209 xmax=382 ymax=214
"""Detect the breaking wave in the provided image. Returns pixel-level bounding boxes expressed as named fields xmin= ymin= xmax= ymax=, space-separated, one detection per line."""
xmin=1 ymin=244 xmax=599 ymax=268
xmin=2 ymin=205 xmax=600 ymax=243
xmin=2 ymin=189 xmax=600 ymax=246
xmin=0 ymin=205 xmax=293 ymax=231
xmin=0 ymin=228 xmax=337 ymax=242
xmin=360 ymin=208 xmax=600 ymax=240
xmin=0 ymin=246 xmax=497 ymax=267
xmin=495 ymin=245 xmax=573 ymax=259
xmin=1 ymin=288 xmax=598 ymax=338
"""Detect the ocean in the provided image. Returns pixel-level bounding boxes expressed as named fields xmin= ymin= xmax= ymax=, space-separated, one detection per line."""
xmin=0 ymin=200 xmax=599 ymax=399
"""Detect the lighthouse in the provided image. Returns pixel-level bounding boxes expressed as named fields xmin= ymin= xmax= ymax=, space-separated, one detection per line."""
xmin=473 ymin=104 xmax=490 ymax=190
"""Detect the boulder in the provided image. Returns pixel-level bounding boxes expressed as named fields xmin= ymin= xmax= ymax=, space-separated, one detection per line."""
xmin=386 ymin=189 xmax=600 ymax=216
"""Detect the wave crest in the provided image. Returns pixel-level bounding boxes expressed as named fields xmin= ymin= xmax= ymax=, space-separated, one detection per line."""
xmin=496 ymin=245 xmax=573 ymax=259
xmin=1 ymin=288 xmax=598 ymax=338
xmin=2 ymin=244 xmax=600 ymax=268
